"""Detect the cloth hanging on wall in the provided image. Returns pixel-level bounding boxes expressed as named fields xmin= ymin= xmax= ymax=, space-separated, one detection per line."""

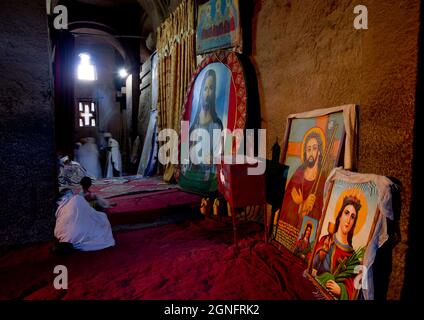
xmin=130 ymin=136 xmax=142 ymax=165
xmin=156 ymin=0 xmax=196 ymax=182
xmin=138 ymin=110 xmax=158 ymax=177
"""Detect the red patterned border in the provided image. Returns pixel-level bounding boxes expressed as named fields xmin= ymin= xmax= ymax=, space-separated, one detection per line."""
xmin=180 ymin=50 xmax=247 ymax=130
xmin=176 ymin=51 xmax=248 ymax=182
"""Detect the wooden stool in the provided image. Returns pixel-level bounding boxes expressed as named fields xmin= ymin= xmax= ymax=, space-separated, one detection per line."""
xmin=216 ymin=156 xmax=267 ymax=247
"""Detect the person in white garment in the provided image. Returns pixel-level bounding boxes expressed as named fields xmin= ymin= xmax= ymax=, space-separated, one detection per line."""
xmin=54 ymin=188 xmax=115 ymax=251
xmin=79 ymin=176 xmax=116 ymax=211
xmin=104 ymin=132 xmax=122 ymax=178
xmin=78 ymin=137 xmax=102 ymax=179
xmin=58 ymin=155 xmax=88 ymax=187
xmin=74 ymin=142 xmax=82 ymax=163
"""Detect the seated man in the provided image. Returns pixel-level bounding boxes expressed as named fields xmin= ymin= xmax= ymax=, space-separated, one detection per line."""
xmin=54 ymin=188 xmax=115 ymax=251
xmin=79 ymin=176 xmax=115 ymax=211
xmin=58 ymin=155 xmax=89 ymax=187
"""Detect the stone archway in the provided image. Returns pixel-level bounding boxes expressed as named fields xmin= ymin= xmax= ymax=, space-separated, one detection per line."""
xmin=68 ymin=22 xmax=128 ymax=63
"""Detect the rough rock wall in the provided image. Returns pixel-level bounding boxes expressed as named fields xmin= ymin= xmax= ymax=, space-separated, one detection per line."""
xmin=252 ymin=0 xmax=419 ymax=299
xmin=0 ymin=0 xmax=56 ymax=246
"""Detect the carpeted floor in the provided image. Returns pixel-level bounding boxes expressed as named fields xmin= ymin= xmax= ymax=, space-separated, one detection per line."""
xmin=106 ymin=189 xmax=202 ymax=226
xmin=72 ymin=176 xmax=203 ymax=226
xmin=0 ymin=218 xmax=318 ymax=300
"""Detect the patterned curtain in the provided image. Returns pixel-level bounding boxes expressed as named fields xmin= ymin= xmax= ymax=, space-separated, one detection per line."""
xmin=156 ymin=0 xmax=196 ymax=182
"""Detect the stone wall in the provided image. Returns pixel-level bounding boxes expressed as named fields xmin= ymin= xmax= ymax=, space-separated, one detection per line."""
xmin=0 ymin=0 xmax=56 ymax=246
xmin=252 ymin=0 xmax=419 ymax=299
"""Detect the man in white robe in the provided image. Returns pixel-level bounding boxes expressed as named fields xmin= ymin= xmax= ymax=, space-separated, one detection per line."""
xmin=104 ymin=132 xmax=122 ymax=178
xmin=58 ymin=156 xmax=88 ymax=187
xmin=74 ymin=142 xmax=82 ymax=163
xmin=54 ymin=189 xmax=115 ymax=251
xmin=78 ymin=137 xmax=102 ymax=179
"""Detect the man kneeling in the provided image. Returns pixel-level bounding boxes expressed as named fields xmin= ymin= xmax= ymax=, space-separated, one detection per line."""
xmin=79 ymin=176 xmax=116 ymax=211
xmin=54 ymin=189 xmax=115 ymax=251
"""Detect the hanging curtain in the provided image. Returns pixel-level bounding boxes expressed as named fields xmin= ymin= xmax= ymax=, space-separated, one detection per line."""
xmin=156 ymin=0 xmax=196 ymax=182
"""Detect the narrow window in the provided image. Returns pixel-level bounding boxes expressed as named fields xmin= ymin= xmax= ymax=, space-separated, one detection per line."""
xmin=78 ymin=101 xmax=97 ymax=127
xmin=77 ymin=53 xmax=96 ymax=81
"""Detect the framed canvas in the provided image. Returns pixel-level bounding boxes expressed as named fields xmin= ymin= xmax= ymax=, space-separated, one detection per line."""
xmin=196 ymin=0 xmax=243 ymax=54
xmin=177 ymin=51 xmax=247 ymax=193
xmin=305 ymin=169 xmax=394 ymax=300
xmin=270 ymin=105 xmax=357 ymax=262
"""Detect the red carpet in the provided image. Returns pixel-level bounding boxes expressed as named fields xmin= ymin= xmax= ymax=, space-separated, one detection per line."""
xmin=106 ymin=189 xmax=201 ymax=226
xmin=89 ymin=176 xmax=178 ymax=199
xmin=0 ymin=219 xmax=318 ymax=300
xmin=76 ymin=176 xmax=202 ymax=226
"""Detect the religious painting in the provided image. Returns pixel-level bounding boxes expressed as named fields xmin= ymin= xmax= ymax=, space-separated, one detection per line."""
xmin=196 ymin=0 xmax=242 ymax=54
xmin=270 ymin=105 xmax=358 ymax=262
xmin=189 ymin=62 xmax=231 ymax=133
xmin=293 ymin=216 xmax=318 ymax=262
xmin=306 ymin=169 xmax=391 ymax=300
xmin=178 ymin=51 xmax=247 ymax=193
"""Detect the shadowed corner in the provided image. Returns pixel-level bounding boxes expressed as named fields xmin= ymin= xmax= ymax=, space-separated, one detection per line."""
xmin=402 ymin=1 xmax=423 ymax=301
xmin=372 ymin=177 xmax=401 ymax=300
